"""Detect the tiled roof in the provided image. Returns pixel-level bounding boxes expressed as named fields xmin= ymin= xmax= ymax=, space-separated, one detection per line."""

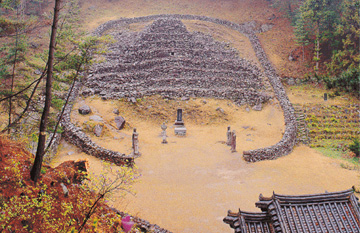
xmin=224 ymin=210 xmax=274 ymax=233
xmin=224 ymin=189 xmax=360 ymax=233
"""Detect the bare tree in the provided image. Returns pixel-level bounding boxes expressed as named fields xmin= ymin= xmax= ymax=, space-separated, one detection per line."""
xmin=30 ymin=0 xmax=62 ymax=183
xmin=78 ymin=163 xmax=139 ymax=232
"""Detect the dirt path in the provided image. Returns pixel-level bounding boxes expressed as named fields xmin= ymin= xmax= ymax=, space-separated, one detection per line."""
xmin=52 ymin=98 xmax=359 ymax=233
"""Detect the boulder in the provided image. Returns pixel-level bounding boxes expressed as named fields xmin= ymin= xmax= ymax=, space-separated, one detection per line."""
xmin=113 ymin=108 xmax=120 ymax=115
xmin=78 ymin=105 xmax=92 ymax=115
xmin=60 ymin=183 xmax=69 ymax=197
xmin=252 ymin=104 xmax=262 ymax=111
xmin=94 ymin=124 xmax=103 ymax=137
xmin=81 ymin=88 xmax=95 ymax=96
xmin=128 ymin=97 xmax=137 ymax=103
xmin=115 ymin=116 xmax=126 ymax=130
xmin=89 ymin=115 xmax=103 ymax=122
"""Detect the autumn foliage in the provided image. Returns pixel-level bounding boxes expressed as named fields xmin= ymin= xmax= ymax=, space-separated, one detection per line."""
xmin=0 ymin=136 xmax=126 ymax=232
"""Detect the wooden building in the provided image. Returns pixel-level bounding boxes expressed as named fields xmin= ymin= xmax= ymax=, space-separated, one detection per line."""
xmin=224 ymin=189 xmax=360 ymax=233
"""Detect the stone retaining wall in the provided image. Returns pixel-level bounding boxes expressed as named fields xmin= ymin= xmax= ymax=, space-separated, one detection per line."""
xmin=60 ymin=77 xmax=135 ymax=166
xmin=89 ymin=14 xmax=297 ymax=162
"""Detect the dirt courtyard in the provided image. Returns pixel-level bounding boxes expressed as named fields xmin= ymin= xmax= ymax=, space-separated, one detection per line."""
xmin=52 ymin=97 xmax=359 ymax=233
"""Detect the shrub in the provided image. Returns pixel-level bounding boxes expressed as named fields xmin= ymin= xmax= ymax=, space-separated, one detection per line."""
xmin=349 ymin=138 xmax=360 ymax=157
xmin=323 ymin=67 xmax=360 ymax=95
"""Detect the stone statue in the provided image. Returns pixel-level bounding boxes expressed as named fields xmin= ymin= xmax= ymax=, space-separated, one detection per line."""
xmin=132 ymin=128 xmax=139 ymax=156
xmin=226 ymin=126 xmax=231 ymax=146
xmin=161 ymin=122 xmax=168 ymax=144
xmin=231 ymin=130 xmax=237 ymax=153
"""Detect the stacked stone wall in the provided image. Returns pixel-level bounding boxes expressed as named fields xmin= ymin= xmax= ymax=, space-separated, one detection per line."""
xmin=91 ymin=14 xmax=297 ymax=162
xmin=60 ymin=14 xmax=296 ymax=164
xmin=60 ymin=77 xmax=135 ymax=166
xmin=88 ymin=18 xmax=268 ymax=108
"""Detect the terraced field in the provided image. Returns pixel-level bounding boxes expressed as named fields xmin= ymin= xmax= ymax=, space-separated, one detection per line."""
xmin=304 ymin=104 xmax=359 ymax=148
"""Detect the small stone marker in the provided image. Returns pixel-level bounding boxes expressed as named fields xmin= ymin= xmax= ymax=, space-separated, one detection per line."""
xmin=175 ymin=108 xmax=184 ymax=126
xmin=231 ymin=130 xmax=237 ymax=153
xmin=174 ymin=108 xmax=186 ymax=136
xmin=226 ymin=126 xmax=231 ymax=146
xmin=161 ymin=122 xmax=168 ymax=144
xmin=324 ymin=93 xmax=328 ymax=101
xmin=132 ymin=128 xmax=140 ymax=156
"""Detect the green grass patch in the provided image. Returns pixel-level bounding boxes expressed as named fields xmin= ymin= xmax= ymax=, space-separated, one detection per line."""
xmin=27 ymin=55 xmax=45 ymax=69
xmin=315 ymin=147 xmax=359 ymax=170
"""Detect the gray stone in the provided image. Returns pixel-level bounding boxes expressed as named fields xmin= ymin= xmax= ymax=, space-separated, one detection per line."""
xmin=181 ymin=96 xmax=190 ymax=101
xmin=67 ymin=151 xmax=75 ymax=155
xmin=78 ymin=105 xmax=92 ymax=115
xmin=89 ymin=115 xmax=103 ymax=122
xmin=128 ymin=97 xmax=137 ymax=103
xmin=30 ymin=42 xmax=39 ymax=49
xmin=245 ymin=107 xmax=250 ymax=112
xmin=115 ymin=116 xmax=126 ymax=130
xmin=81 ymin=88 xmax=95 ymax=96
xmin=260 ymin=23 xmax=273 ymax=32
xmin=202 ymin=100 xmax=207 ymax=104
xmin=268 ymin=14 xmax=276 ymax=20
xmin=252 ymin=104 xmax=262 ymax=111
xmin=94 ymin=124 xmax=103 ymax=137
xmin=216 ymin=107 xmax=225 ymax=114
xmin=34 ymin=69 xmax=41 ymax=75
xmin=287 ymin=78 xmax=296 ymax=86
xmin=60 ymin=183 xmax=69 ymax=197
xmin=113 ymin=108 xmax=120 ymax=115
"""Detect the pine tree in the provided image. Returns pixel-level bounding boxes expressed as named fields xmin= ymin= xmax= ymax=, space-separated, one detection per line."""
xmin=294 ymin=12 xmax=310 ymax=62
xmin=299 ymin=0 xmax=341 ymax=71
xmin=30 ymin=0 xmax=62 ymax=183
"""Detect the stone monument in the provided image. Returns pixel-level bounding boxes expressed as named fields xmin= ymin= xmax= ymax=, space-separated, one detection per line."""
xmin=174 ymin=108 xmax=186 ymax=136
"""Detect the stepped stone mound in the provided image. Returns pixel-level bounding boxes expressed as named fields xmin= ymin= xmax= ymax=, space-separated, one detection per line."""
xmin=85 ymin=18 xmax=269 ymax=106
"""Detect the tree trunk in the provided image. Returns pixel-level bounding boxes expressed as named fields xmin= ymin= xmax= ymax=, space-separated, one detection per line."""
xmin=9 ymin=27 xmax=18 ymax=135
xmin=315 ymin=26 xmax=320 ymax=71
xmin=302 ymin=45 xmax=304 ymax=63
xmin=316 ymin=37 xmax=319 ymax=70
xmin=30 ymin=0 xmax=62 ymax=183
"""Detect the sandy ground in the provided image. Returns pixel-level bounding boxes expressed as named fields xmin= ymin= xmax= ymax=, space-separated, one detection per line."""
xmin=52 ymin=97 xmax=359 ymax=233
